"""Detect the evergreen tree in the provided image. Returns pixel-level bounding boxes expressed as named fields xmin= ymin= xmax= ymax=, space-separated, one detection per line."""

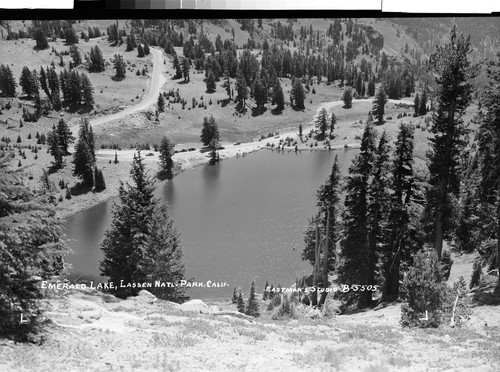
xmin=94 ymin=166 xmax=106 ymax=192
xmin=0 ymin=152 xmax=69 ymax=342
xmin=0 ymin=64 xmax=17 ymax=97
xmin=34 ymin=28 xmax=49 ymax=50
xmin=39 ymin=66 xmax=50 ymax=99
xmin=291 ymin=78 xmax=305 ymax=110
xmin=245 ymin=281 xmax=260 ymax=317
xmin=157 ymin=92 xmax=165 ymax=112
xmin=70 ymin=45 xmax=82 ymax=66
xmin=237 ymin=290 xmax=245 ymax=313
xmin=80 ymin=73 xmax=94 ymax=107
xmin=414 ymin=93 xmax=420 ymax=116
xmin=172 ymin=55 xmax=182 ymax=79
xmin=419 ymin=89 xmax=428 ymax=116
xmin=382 ymin=124 xmax=419 ymax=301
xmin=222 ymin=67 xmax=231 ymax=100
xmin=47 ymin=125 xmax=63 ymax=169
xmin=253 ymin=74 xmax=266 ymax=109
xmin=56 ymin=118 xmax=74 ymax=155
xmin=206 ymin=70 xmax=216 ymax=93
xmin=19 ymin=66 xmax=37 ymax=98
xmin=158 ymin=135 xmax=174 ymax=180
xmin=137 ymin=44 xmax=145 ymax=58
xmin=476 ymin=56 xmax=500 ymax=288
xmin=72 ymin=118 xmax=95 ymax=188
xmin=89 ymin=46 xmax=105 ymax=73
xmin=272 ymin=80 xmax=284 ymax=111
xmin=329 ymin=113 xmax=337 ymax=139
xmin=425 ymin=27 xmax=474 ymax=259
xmin=143 ymin=41 xmax=150 ymax=56
xmin=367 ymin=78 xmax=375 ymax=97
xmin=182 ymin=57 xmax=190 ymax=82
xmin=200 ymin=115 xmax=219 ymax=149
xmin=232 ymin=287 xmax=238 ymax=303
xmin=372 ymin=85 xmax=387 ymax=124
xmin=113 ymin=54 xmax=126 ymax=80
xmin=315 ymin=107 xmax=329 ymax=140
xmin=367 ymin=131 xmax=392 ymax=294
xmin=64 ymin=25 xmax=78 ymax=45
xmin=342 ymin=87 xmax=353 ymax=108
xmin=100 ymin=152 xmax=186 ymax=300
xmin=235 ymin=68 xmax=248 ymax=106
xmin=338 ymin=123 xmax=377 ymax=309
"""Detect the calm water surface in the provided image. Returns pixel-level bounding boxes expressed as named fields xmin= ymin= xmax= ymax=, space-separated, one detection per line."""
xmin=65 ymin=148 xmax=357 ymax=298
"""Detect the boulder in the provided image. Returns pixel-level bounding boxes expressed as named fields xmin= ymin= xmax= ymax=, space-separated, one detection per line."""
xmin=102 ymin=294 xmax=121 ymax=303
xmin=180 ymin=299 xmax=210 ymax=314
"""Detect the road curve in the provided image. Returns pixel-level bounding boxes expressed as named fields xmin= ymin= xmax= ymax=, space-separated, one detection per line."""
xmin=70 ymin=47 xmax=166 ymax=135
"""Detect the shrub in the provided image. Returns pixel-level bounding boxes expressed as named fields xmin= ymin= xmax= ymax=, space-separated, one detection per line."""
xmin=400 ymin=248 xmax=447 ymax=328
xmin=272 ymin=294 xmax=296 ymax=320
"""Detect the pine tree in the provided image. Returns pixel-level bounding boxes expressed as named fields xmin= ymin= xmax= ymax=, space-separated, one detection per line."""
xmin=272 ymin=80 xmax=285 ymax=111
xmin=315 ymin=107 xmax=329 ymax=140
xmin=100 ymin=152 xmax=186 ymax=300
xmin=291 ymin=78 xmax=305 ymax=110
xmin=56 ymin=118 xmax=74 ymax=155
xmin=34 ymin=28 xmax=49 ymax=50
xmin=158 ymin=135 xmax=174 ymax=180
xmin=425 ymin=27 xmax=474 ymax=259
xmin=237 ymin=290 xmax=245 ymax=313
xmin=338 ymin=123 xmax=377 ymax=309
xmin=222 ymin=68 xmax=231 ymax=100
xmin=80 ymin=73 xmax=94 ymax=107
xmin=19 ymin=66 xmax=37 ymax=98
xmin=235 ymin=68 xmax=248 ymax=106
xmin=172 ymin=55 xmax=182 ymax=79
xmin=72 ymin=118 xmax=95 ymax=188
xmin=0 ymin=151 xmax=69 ymax=342
xmin=329 ymin=113 xmax=337 ymax=139
xmin=143 ymin=41 xmax=150 ymax=56
xmin=39 ymin=66 xmax=50 ymax=99
xmin=93 ymin=166 xmax=106 ymax=192
xmin=0 ymin=64 xmax=17 ymax=97
xmin=70 ymin=45 xmax=82 ymax=66
xmin=232 ymin=287 xmax=238 ymax=304
xmin=342 ymin=87 xmax=353 ymax=108
xmin=47 ymin=125 xmax=63 ymax=169
xmin=245 ymin=281 xmax=260 ymax=317
xmin=200 ymin=115 xmax=219 ymax=149
xmin=367 ymin=131 xmax=392 ymax=296
xmin=206 ymin=70 xmax=216 ymax=93
xmin=137 ymin=44 xmax=145 ymax=58
xmin=182 ymin=57 xmax=190 ymax=82
xmin=89 ymin=46 xmax=105 ymax=73
xmin=372 ymin=85 xmax=387 ymax=124
xmin=367 ymin=78 xmax=375 ymax=97
xmin=382 ymin=124 xmax=418 ymax=301
xmin=157 ymin=93 xmax=165 ymax=112
xmin=419 ymin=89 xmax=428 ymax=116
xmin=253 ymin=74 xmax=266 ymax=109
xmin=414 ymin=93 xmax=420 ymax=116
xmin=476 ymin=55 xmax=500 ymax=288
xmin=113 ymin=54 xmax=126 ymax=80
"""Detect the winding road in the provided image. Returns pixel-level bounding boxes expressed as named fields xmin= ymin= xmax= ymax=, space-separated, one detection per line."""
xmin=70 ymin=47 xmax=166 ymax=136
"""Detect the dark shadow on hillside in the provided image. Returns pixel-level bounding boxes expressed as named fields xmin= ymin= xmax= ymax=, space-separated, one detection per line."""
xmin=251 ymin=106 xmax=266 ymax=117
xmin=111 ymin=76 xmax=126 ymax=82
xmin=271 ymin=107 xmax=283 ymax=115
xmin=177 ymin=80 xmax=189 ymax=85
xmin=70 ymin=181 xmax=92 ymax=196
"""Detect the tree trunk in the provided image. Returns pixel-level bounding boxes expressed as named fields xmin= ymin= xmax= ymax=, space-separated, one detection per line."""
xmin=311 ymin=223 xmax=320 ymax=307
xmin=434 ymin=206 xmax=444 ymax=260
xmin=318 ymin=206 xmax=331 ymax=307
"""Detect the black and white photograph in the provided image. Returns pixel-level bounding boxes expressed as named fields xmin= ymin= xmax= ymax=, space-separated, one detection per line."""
xmin=0 ymin=3 xmax=499 ymax=371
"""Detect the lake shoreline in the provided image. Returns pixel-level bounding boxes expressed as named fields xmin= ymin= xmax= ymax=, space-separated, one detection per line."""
xmin=56 ymin=118 xmax=362 ymax=220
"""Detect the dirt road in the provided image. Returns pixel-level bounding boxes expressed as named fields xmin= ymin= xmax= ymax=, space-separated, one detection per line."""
xmin=70 ymin=47 xmax=166 ymax=135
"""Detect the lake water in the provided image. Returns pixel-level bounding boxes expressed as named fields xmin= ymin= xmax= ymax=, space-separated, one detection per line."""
xmin=65 ymin=148 xmax=357 ymax=299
